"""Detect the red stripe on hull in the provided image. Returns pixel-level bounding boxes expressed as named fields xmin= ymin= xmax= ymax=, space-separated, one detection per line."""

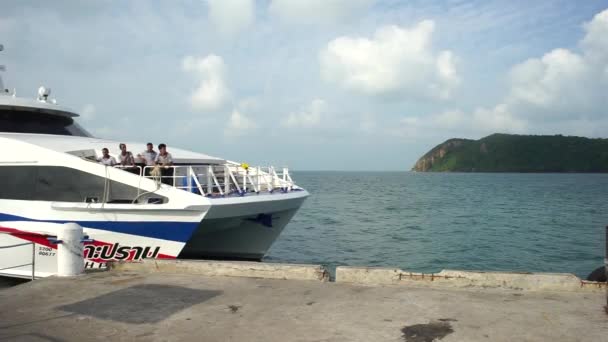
xmin=0 ymin=226 xmax=176 ymax=263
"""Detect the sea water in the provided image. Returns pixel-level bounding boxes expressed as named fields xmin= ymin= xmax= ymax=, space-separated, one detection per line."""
xmin=265 ymin=172 xmax=608 ymax=278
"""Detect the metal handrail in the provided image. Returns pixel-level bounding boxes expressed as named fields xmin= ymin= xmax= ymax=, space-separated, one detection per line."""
xmin=0 ymin=242 xmax=32 ymax=249
xmin=136 ymin=164 xmax=297 ymax=197
xmin=113 ymin=165 xmax=143 ymax=173
xmin=0 ymin=232 xmax=36 ymax=280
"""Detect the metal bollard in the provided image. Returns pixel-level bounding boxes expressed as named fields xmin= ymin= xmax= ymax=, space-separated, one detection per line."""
xmin=56 ymin=223 xmax=85 ymax=277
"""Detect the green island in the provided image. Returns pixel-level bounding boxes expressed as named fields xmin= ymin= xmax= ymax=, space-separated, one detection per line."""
xmin=412 ymin=133 xmax=608 ymax=172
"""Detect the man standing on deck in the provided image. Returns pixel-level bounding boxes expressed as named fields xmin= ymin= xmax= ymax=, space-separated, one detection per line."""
xmin=155 ymin=143 xmax=173 ymax=166
xmin=138 ymin=142 xmax=157 ymax=176
xmin=97 ymin=148 xmax=117 ymax=166
xmin=155 ymin=143 xmax=174 ymax=185
xmin=118 ymin=143 xmax=135 ymax=166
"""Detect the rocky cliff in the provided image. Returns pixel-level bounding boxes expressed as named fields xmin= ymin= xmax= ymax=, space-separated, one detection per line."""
xmin=412 ymin=138 xmax=472 ymax=172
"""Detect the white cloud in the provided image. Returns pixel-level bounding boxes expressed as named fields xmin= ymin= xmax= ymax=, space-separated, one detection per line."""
xmin=282 ymin=98 xmax=325 ymax=128
xmin=319 ymin=21 xmax=459 ymax=99
xmin=413 ymin=8 xmax=608 ymax=139
xmin=225 ymin=109 xmax=256 ymax=136
xmin=582 ymin=8 xmax=608 ymax=63
xmin=80 ymin=104 xmax=96 ymax=121
xmin=470 ymin=105 xmax=526 ymax=133
xmin=269 ymin=0 xmax=374 ymax=25
xmin=208 ymin=0 xmax=255 ymax=37
xmin=396 ymin=105 xmax=526 ymax=140
xmin=502 ymin=9 xmax=608 ymax=120
xmin=508 ymin=49 xmax=590 ymax=115
xmin=435 ymin=51 xmax=459 ymax=98
xmin=182 ymin=54 xmax=230 ymax=112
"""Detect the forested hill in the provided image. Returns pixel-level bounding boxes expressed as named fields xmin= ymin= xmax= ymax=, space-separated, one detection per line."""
xmin=412 ymin=134 xmax=608 ymax=172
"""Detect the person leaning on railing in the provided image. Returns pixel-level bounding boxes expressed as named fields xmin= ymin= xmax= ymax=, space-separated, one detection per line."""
xmin=155 ymin=143 xmax=174 ymax=185
xmin=118 ymin=143 xmax=135 ymax=166
xmin=137 ymin=142 xmax=158 ymax=176
xmin=97 ymin=147 xmax=117 ymax=166
xmin=118 ymin=143 xmax=140 ymax=175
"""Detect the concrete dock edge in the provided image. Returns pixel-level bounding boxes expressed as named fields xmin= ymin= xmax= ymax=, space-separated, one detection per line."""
xmin=110 ymin=259 xmax=330 ymax=282
xmin=108 ymin=261 xmax=605 ymax=292
xmin=336 ymin=266 xmax=606 ymax=292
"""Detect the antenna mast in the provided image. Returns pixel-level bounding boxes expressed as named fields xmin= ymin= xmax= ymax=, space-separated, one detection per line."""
xmin=0 ymin=44 xmax=5 ymax=94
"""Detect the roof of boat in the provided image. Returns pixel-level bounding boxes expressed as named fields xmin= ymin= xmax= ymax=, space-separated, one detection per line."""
xmin=0 ymin=94 xmax=80 ymax=118
xmin=0 ymin=133 xmax=226 ymax=164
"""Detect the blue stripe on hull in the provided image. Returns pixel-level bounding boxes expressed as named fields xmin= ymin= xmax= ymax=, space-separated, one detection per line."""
xmin=0 ymin=212 xmax=199 ymax=242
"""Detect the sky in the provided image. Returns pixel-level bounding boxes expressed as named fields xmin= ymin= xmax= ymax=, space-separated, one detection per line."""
xmin=1 ymin=0 xmax=607 ymax=170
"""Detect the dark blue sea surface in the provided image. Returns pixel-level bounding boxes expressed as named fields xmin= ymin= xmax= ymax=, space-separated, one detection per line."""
xmin=265 ymin=172 xmax=608 ymax=278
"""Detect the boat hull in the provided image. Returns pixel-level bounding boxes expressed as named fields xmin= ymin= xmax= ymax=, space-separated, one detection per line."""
xmin=0 ymin=191 xmax=308 ymax=278
xmin=180 ymin=191 xmax=308 ymax=260
xmin=179 ymin=208 xmax=300 ymax=260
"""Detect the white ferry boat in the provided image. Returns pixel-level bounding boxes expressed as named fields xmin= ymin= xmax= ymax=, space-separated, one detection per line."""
xmin=0 ymin=45 xmax=309 ymax=278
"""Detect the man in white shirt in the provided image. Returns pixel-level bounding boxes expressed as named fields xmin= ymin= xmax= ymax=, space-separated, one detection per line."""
xmin=138 ymin=142 xmax=158 ymax=166
xmin=155 ymin=143 xmax=174 ymax=185
xmin=98 ymin=148 xmax=117 ymax=166
xmin=138 ymin=142 xmax=158 ymax=176
xmin=118 ymin=143 xmax=135 ymax=166
xmin=155 ymin=143 xmax=173 ymax=166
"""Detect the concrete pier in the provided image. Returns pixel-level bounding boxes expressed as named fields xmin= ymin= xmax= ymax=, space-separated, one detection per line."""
xmin=111 ymin=259 xmax=329 ymax=281
xmin=1 ymin=261 xmax=607 ymax=342
xmin=336 ymin=266 xmax=606 ymax=292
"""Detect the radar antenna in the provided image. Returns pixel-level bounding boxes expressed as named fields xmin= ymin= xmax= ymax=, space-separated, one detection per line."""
xmin=0 ymin=44 xmax=5 ymax=94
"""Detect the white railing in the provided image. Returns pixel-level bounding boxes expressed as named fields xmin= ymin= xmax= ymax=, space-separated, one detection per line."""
xmin=114 ymin=165 xmax=143 ymax=174
xmin=0 ymin=232 xmax=36 ymax=280
xmin=136 ymin=164 xmax=297 ymax=197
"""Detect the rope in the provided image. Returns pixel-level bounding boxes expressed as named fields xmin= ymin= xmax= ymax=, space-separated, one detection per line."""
xmin=131 ymin=166 xmax=162 ymax=204
xmin=101 ymin=165 xmax=110 ymax=207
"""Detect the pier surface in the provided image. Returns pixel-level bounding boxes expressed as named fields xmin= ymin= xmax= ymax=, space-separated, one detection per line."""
xmin=0 ymin=264 xmax=607 ymax=341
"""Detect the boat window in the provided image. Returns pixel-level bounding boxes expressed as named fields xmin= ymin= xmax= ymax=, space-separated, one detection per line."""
xmin=0 ymin=109 xmax=92 ymax=137
xmin=0 ymin=165 xmax=163 ymax=203
xmin=0 ymin=166 xmax=37 ymax=200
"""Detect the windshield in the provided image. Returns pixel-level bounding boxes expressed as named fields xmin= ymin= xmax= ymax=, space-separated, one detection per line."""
xmin=0 ymin=109 xmax=91 ymax=137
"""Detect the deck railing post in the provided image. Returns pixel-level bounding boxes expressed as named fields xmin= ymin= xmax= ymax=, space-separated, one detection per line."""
xmin=172 ymin=166 xmax=177 ymax=188
xmin=224 ymin=165 xmax=230 ymax=194
xmin=271 ymin=166 xmax=279 ymax=188
xmin=210 ymin=167 xmax=224 ymax=196
xmin=227 ymin=165 xmax=242 ymax=194
xmin=187 ymin=167 xmax=192 ymax=192
xmin=605 ymin=225 xmax=607 ymax=312
xmin=31 ymin=242 xmax=35 ymax=280
xmin=207 ymin=165 xmax=213 ymax=195
xmin=257 ymin=166 xmax=260 ymax=191
xmin=190 ymin=168 xmax=206 ymax=196
xmin=242 ymin=167 xmax=247 ymax=192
